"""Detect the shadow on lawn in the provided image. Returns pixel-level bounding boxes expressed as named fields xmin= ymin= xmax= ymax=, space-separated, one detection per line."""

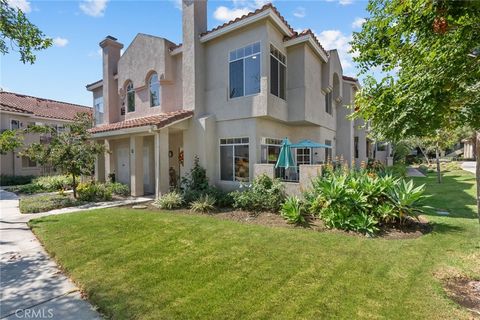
xmin=412 ymin=173 xmax=477 ymax=220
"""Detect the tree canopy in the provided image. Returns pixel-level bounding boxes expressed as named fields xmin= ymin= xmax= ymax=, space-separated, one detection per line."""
xmin=351 ymin=0 xmax=480 ymax=141
xmin=0 ymin=0 xmax=52 ymax=64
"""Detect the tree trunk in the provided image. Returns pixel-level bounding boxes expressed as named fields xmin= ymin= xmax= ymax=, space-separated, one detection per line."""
xmin=72 ymin=173 xmax=77 ymax=199
xmin=476 ymin=131 xmax=480 ymax=223
xmin=419 ymin=146 xmax=430 ymax=165
xmin=435 ymin=145 xmax=442 ymax=184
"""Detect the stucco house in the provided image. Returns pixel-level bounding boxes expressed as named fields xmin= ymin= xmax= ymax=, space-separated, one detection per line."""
xmin=0 ymin=90 xmax=92 ymax=176
xmin=87 ymin=1 xmax=387 ymax=197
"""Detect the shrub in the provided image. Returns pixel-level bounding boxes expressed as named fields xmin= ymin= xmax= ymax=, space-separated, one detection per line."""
xmin=190 ymin=194 xmax=216 ymax=213
xmin=181 ymin=156 xmax=209 ymax=204
xmin=304 ymin=168 xmax=427 ymax=235
xmin=19 ymin=194 xmax=79 ymax=213
xmin=0 ymin=174 xmax=34 ymax=186
xmin=231 ymin=174 xmax=286 ymax=213
xmin=153 ymin=191 xmax=183 ymax=209
xmin=280 ymin=196 xmax=305 ymax=224
xmin=383 ymin=164 xmax=407 ymax=178
xmin=34 ymin=175 xmax=73 ymax=191
xmin=206 ymin=187 xmax=234 ymax=208
xmin=77 ymin=182 xmax=112 ymax=202
xmin=106 ymin=182 xmax=130 ymax=197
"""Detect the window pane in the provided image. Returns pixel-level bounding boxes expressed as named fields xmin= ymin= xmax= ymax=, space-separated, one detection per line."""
xmin=245 ymin=44 xmax=252 ymax=56
xmin=236 ymin=47 xmax=244 ymax=59
xmin=234 ymin=145 xmax=249 ymax=182
xmin=268 ymin=145 xmax=280 ymax=164
xmin=127 ymin=91 xmax=135 ymax=112
xmin=270 ymin=56 xmax=279 ymax=96
xmin=261 ymin=145 xmax=268 ymax=163
xmin=229 ymin=60 xmax=244 ymax=98
xmin=229 ymin=51 xmax=236 ymax=61
xmin=220 ymin=146 xmax=234 ymax=181
xmin=244 ymin=54 xmax=260 ymax=95
xmin=279 ymin=63 xmax=286 ymax=99
xmin=253 ymin=42 xmax=260 ymax=54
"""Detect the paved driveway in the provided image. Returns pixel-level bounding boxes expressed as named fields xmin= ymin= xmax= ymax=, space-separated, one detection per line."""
xmin=461 ymin=161 xmax=476 ymax=174
xmin=0 ymin=189 xmax=101 ymax=319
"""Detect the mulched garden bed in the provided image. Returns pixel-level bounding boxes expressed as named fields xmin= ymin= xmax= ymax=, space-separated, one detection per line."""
xmin=443 ymin=276 xmax=480 ymax=317
xmin=142 ymin=202 xmax=432 ymax=239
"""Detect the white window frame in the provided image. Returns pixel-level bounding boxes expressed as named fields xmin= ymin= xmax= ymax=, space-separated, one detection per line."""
xmin=260 ymin=137 xmax=282 ymax=164
xmin=10 ymin=119 xmax=20 ymax=130
xmin=269 ymin=43 xmax=287 ymax=100
xmin=126 ymin=81 xmax=135 ymax=113
xmin=228 ymin=42 xmax=261 ymax=100
xmin=296 ymin=148 xmax=311 ymax=165
xmin=219 ymin=137 xmax=250 ymax=182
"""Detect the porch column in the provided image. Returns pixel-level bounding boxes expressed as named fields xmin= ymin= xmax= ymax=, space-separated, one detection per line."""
xmin=130 ymin=136 xmax=144 ymax=196
xmin=155 ymin=128 xmax=169 ymax=198
xmin=95 ymin=139 xmax=106 ymax=182
xmin=104 ymin=139 xmax=113 ymax=182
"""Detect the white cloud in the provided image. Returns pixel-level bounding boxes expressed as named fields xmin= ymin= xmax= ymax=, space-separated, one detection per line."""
xmin=53 ymin=37 xmax=69 ymax=47
xmin=214 ymin=6 xmax=250 ymax=22
xmin=316 ymin=29 xmax=354 ymax=71
xmin=7 ymin=0 xmax=31 ymax=13
xmin=88 ymin=48 xmax=102 ymax=58
xmin=213 ymin=0 xmax=270 ymax=22
xmin=352 ymin=17 xmax=366 ymax=29
xmin=79 ymin=0 xmax=108 ymax=17
xmin=293 ymin=7 xmax=306 ymax=18
xmin=171 ymin=0 xmax=181 ymax=10
xmin=326 ymin=0 xmax=354 ymax=6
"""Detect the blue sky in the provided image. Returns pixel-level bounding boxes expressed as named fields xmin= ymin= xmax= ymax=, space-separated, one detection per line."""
xmin=2 ymin=0 xmax=369 ymax=107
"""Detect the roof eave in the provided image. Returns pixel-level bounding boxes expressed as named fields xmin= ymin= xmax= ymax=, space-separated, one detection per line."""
xmin=284 ymin=35 xmax=328 ymax=63
xmin=200 ymin=9 xmax=293 ymax=43
xmin=86 ymin=80 xmax=103 ymax=91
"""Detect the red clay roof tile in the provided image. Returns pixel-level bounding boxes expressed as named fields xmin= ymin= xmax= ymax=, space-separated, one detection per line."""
xmin=89 ymin=110 xmax=193 ymax=134
xmin=0 ymin=91 xmax=92 ymax=121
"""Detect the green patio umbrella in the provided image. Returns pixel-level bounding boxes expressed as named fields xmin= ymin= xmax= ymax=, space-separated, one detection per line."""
xmin=275 ymin=138 xmax=296 ymax=169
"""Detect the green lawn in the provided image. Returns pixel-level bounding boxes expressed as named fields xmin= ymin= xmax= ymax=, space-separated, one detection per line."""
xmin=29 ymin=169 xmax=479 ymax=319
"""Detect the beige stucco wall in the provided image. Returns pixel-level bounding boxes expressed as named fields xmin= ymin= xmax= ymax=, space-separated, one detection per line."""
xmin=0 ymin=112 xmax=71 ymax=177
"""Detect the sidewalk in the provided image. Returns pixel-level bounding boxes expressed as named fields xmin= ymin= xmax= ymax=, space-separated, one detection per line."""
xmin=0 ymin=189 xmax=102 ymax=319
xmin=461 ymin=161 xmax=476 ymax=175
xmin=406 ymin=167 xmax=426 ymax=177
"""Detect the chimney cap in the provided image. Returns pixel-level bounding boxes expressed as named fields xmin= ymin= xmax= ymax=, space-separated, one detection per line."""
xmin=106 ymin=35 xmax=118 ymax=41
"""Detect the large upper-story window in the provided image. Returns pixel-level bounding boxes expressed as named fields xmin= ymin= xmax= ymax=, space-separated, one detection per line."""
xmin=94 ymin=96 xmax=104 ymax=125
xmin=126 ymin=81 xmax=135 ymax=112
xmin=270 ymin=45 xmax=286 ymax=100
xmin=229 ymin=42 xmax=260 ymax=99
xmin=149 ymin=73 xmax=160 ymax=107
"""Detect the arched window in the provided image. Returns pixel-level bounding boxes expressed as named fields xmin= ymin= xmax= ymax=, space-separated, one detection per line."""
xmin=149 ymin=73 xmax=160 ymax=107
xmin=126 ymin=81 xmax=135 ymax=112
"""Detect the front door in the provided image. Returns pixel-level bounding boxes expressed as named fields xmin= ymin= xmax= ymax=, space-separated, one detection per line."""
xmin=116 ymin=145 xmax=130 ymax=185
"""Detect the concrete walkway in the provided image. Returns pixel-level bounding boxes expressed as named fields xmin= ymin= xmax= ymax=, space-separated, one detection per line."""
xmin=461 ymin=161 xmax=476 ymax=175
xmin=406 ymin=167 xmax=426 ymax=177
xmin=0 ymin=189 xmax=103 ymax=319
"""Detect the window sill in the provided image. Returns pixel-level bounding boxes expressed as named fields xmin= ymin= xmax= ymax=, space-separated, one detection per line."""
xmin=229 ymin=92 xmax=260 ymax=101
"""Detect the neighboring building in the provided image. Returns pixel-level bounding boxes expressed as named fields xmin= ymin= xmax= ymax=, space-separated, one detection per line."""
xmin=87 ymin=1 xmax=385 ymax=197
xmin=0 ymin=91 xmax=92 ymax=176
xmin=462 ymin=138 xmax=475 ymax=160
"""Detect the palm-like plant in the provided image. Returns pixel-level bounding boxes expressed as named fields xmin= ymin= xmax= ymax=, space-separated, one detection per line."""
xmin=388 ymin=180 xmax=428 ymax=222
xmin=280 ymin=196 xmax=305 ymax=224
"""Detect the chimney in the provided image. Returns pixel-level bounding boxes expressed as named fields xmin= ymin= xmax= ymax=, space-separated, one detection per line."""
xmin=100 ymin=36 xmax=123 ymax=124
xmin=182 ymin=0 xmax=207 ymax=114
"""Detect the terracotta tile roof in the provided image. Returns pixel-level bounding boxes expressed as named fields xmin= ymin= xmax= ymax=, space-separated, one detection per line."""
xmin=342 ymin=75 xmax=358 ymax=82
xmin=284 ymin=29 xmax=329 ymax=58
xmin=89 ymin=110 xmax=193 ymax=134
xmin=200 ymin=3 xmax=294 ymax=37
xmin=0 ymin=91 xmax=92 ymax=121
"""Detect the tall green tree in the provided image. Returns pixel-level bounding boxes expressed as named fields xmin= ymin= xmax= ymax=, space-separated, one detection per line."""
xmin=351 ymin=0 xmax=480 ymax=220
xmin=22 ymin=113 xmax=105 ymax=198
xmin=0 ymin=0 xmax=52 ymax=63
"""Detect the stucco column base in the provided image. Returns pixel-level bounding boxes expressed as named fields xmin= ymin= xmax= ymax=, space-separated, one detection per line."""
xmin=155 ymin=128 xmax=169 ymax=199
xmin=104 ymin=139 xmax=114 ymax=182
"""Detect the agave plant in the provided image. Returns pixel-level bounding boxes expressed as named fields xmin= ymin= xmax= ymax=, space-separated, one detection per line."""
xmin=388 ymin=180 xmax=428 ymax=222
xmin=280 ymin=196 xmax=305 ymax=224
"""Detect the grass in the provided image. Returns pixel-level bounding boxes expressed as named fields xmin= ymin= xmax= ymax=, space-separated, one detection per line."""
xmin=20 ymin=194 xmax=82 ymax=213
xmin=29 ymin=169 xmax=480 ymax=319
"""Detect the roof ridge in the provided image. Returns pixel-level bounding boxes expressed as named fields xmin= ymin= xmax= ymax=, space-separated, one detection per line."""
xmin=200 ymin=3 xmax=294 ymax=37
xmin=0 ymin=91 xmax=91 ymax=109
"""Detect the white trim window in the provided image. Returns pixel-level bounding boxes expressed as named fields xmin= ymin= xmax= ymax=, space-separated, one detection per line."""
xmin=220 ymin=137 xmax=250 ymax=182
xmin=296 ymin=148 xmax=311 ymax=165
xmin=260 ymin=137 xmax=282 ymax=164
xmin=325 ymin=91 xmax=333 ymax=115
xmin=270 ymin=45 xmax=286 ymax=100
xmin=149 ymin=73 xmax=160 ymax=107
xmin=10 ymin=119 xmax=20 ymax=130
xmin=229 ymin=42 xmax=261 ymax=99
xmin=94 ymin=96 xmax=104 ymax=125
xmin=126 ymin=81 xmax=135 ymax=112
